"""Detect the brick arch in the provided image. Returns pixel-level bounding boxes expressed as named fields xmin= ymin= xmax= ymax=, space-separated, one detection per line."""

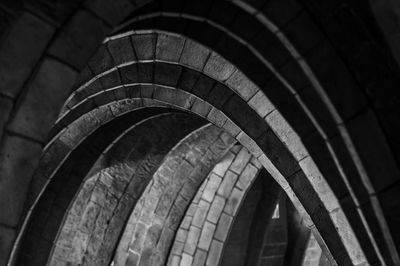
xmin=14 ymin=112 xmax=206 ymax=265
xmin=46 ymin=122 xmax=234 ymax=266
xmin=35 ymin=77 xmax=356 ymax=266
xmin=0 ymin=0 xmax=398 ymax=265
xmin=107 ymin=125 xmax=234 ymax=266
xmin=165 ymin=146 xmax=267 ymax=266
xmin=114 ymin=6 xmax=400 ymax=263
xmin=50 ymin=29 xmax=369 ymax=264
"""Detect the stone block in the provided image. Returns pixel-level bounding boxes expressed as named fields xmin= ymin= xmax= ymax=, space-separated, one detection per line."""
xmin=192 ymin=200 xmax=210 ymax=228
xmin=237 ymin=163 xmax=258 ymax=190
xmin=214 ymin=213 xmax=233 ymax=241
xmin=181 ymin=253 xmax=193 ymax=265
xmin=230 ymin=147 xmax=252 ymax=174
xmin=131 ymin=33 xmax=156 ymax=60
xmin=87 ymin=45 xmax=113 ymax=75
xmin=184 ymin=226 xmax=201 ymax=255
xmin=217 ymin=170 xmax=239 ymax=199
xmin=107 ymin=35 xmax=136 ymax=65
xmin=226 ymin=69 xmax=258 ymax=101
xmin=0 ymin=11 xmax=54 ymax=98
xmin=180 ymin=39 xmax=210 ymax=70
xmin=213 ymin=152 xmax=235 ymax=177
xmin=48 ymin=9 xmax=110 ymax=70
xmin=202 ymin=173 xmax=222 ymax=203
xmin=7 ymin=57 xmax=77 ymax=142
xmin=222 ymin=119 xmax=241 ymax=137
xmin=206 ymin=83 xmax=233 ymax=109
xmin=265 ymin=110 xmax=308 ymax=161
xmin=248 ymin=90 xmax=275 ymax=118
xmin=0 ymin=134 xmax=42 ymax=226
xmin=198 ymin=221 xmax=216 ymax=251
xmin=204 ymin=52 xmax=236 ymax=82
xmin=154 ymin=63 xmax=182 ymax=87
xmin=193 ymin=249 xmax=207 ymax=266
xmin=190 ymin=97 xmax=212 ymax=118
xmin=207 ymin=195 xmax=225 ymax=224
xmin=156 ymin=33 xmax=185 ymax=62
xmin=207 ymin=108 xmax=227 ymax=128
xmin=224 ymin=188 xmax=244 ymax=215
xmin=206 ymin=239 xmax=223 ymax=265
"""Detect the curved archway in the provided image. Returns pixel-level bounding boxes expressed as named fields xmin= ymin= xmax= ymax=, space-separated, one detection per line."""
xmin=0 ymin=1 xmax=399 ymax=265
xmin=12 ymin=29 xmax=369 ymax=265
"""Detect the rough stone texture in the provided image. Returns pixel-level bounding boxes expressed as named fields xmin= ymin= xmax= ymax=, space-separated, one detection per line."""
xmin=1 ymin=6 xmax=398 ymax=264
xmin=167 ymin=146 xmax=262 ymax=266
xmin=112 ymin=125 xmax=234 ymax=266
xmin=21 ymin=113 xmax=205 ymax=266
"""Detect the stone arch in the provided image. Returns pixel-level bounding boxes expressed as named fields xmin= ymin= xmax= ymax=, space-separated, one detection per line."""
xmin=0 ymin=0 xmax=399 ymax=265
xmin=16 ymin=78 xmax=359 ymax=266
xmin=45 ymin=123 xmax=234 ymax=266
xmin=40 ymin=29 xmax=369 ymax=265
xmin=165 ymin=146 xmax=267 ymax=266
xmin=14 ymin=112 xmax=206 ymax=265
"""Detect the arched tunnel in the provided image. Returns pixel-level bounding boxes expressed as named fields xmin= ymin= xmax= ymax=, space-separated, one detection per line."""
xmin=0 ymin=0 xmax=400 ymax=265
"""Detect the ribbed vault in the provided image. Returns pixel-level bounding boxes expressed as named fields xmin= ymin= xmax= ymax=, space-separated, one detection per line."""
xmin=1 ymin=1 xmax=400 ymax=266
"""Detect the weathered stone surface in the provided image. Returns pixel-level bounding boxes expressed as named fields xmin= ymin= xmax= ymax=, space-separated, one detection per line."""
xmin=156 ymin=34 xmax=185 ymax=62
xmin=184 ymin=226 xmax=201 ymax=255
xmin=180 ymin=39 xmax=210 ymax=70
xmin=204 ymin=52 xmax=235 ymax=82
xmin=214 ymin=213 xmax=232 ymax=241
xmin=206 ymin=239 xmax=223 ymax=265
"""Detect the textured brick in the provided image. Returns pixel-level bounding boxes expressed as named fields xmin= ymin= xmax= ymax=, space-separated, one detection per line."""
xmin=207 ymin=108 xmax=227 ymax=128
xmin=156 ymin=34 xmax=185 ymax=62
xmin=214 ymin=213 xmax=233 ymax=241
xmin=192 ymin=200 xmax=210 ymax=228
xmin=198 ymin=221 xmax=216 ymax=250
xmin=131 ymin=33 xmax=156 ymax=60
xmin=226 ymin=69 xmax=258 ymax=101
xmin=230 ymin=147 xmax=252 ymax=174
xmin=206 ymin=240 xmax=223 ymax=265
xmin=236 ymin=163 xmax=258 ymax=190
xmin=213 ymin=152 xmax=235 ymax=177
xmin=207 ymin=195 xmax=226 ymax=224
xmin=202 ymin=173 xmax=222 ymax=202
xmin=204 ymin=52 xmax=236 ymax=82
xmin=217 ymin=170 xmax=239 ymax=199
xmin=224 ymin=188 xmax=244 ymax=215
xmin=193 ymin=249 xmax=207 ymax=266
xmin=87 ymin=45 xmax=113 ymax=75
xmin=184 ymin=226 xmax=201 ymax=255
xmin=107 ymin=35 xmax=136 ymax=65
xmin=222 ymin=119 xmax=241 ymax=137
xmin=248 ymin=90 xmax=275 ymax=118
xmin=190 ymin=98 xmax=212 ymax=118
xmin=181 ymin=253 xmax=193 ymax=265
xmin=265 ymin=110 xmax=308 ymax=161
xmin=180 ymin=39 xmax=210 ymax=70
